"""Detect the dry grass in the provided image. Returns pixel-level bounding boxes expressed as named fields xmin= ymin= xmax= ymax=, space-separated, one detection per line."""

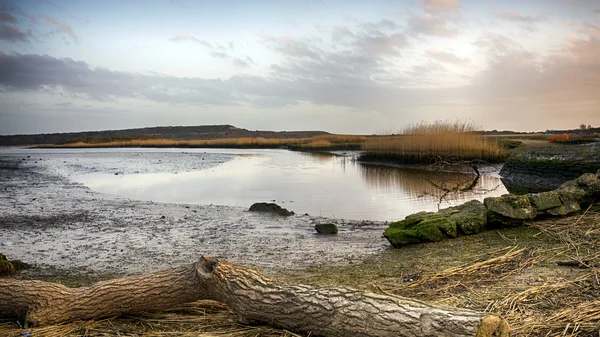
xmin=0 ymin=301 xmax=305 ymax=337
xmin=44 ymin=134 xmax=367 ymax=150
xmin=361 ymin=120 xmax=509 ymax=164
xmin=374 ymin=207 xmax=600 ymax=336
xmin=52 ymin=137 xmax=306 ymax=148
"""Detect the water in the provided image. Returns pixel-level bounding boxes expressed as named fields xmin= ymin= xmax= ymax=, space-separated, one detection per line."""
xmin=1 ymin=147 xmax=509 ymax=221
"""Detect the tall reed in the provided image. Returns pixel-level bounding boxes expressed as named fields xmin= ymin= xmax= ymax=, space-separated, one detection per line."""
xmin=361 ymin=120 xmax=508 ymax=163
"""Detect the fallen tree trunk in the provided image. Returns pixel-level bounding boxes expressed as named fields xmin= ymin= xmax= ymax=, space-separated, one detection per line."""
xmin=0 ymin=257 xmax=510 ymax=337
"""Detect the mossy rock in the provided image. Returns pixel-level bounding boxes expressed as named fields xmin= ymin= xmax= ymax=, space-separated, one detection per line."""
xmin=248 ymin=202 xmax=295 ymax=216
xmin=0 ymin=253 xmax=31 ymax=276
xmin=575 ymin=173 xmax=600 ymax=198
xmin=384 ymin=200 xmax=487 ymax=248
xmin=484 ymin=195 xmax=537 ymax=223
xmin=315 ymin=223 xmax=338 ymax=234
xmin=529 ymin=191 xmax=562 ymax=211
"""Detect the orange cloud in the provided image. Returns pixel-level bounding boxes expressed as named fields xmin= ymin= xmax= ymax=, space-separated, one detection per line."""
xmin=41 ymin=15 xmax=78 ymax=42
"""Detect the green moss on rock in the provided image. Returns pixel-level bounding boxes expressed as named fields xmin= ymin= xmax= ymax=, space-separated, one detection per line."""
xmin=384 ymin=200 xmax=487 ymax=248
xmin=484 ymin=195 xmax=537 ymax=225
xmin=529 ymin=191 xmax=562 ymax=211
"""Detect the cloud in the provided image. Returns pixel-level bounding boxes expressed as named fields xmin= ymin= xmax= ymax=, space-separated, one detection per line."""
xmin=0 ymin=12 xmax=17 ymax=23
xmin=331 ymin=26 xmax=354 ymax=41
xmin=422 ymin=0 xmax=460 ymax=13
xmin=408 ymin=14 xmax=458 ymax=37
xmin=169 ymin=34 xmax=212 ymax=48
xmin=0 ymin=23 xmax=27 ymax=41
xmin=427 ymin=49 xmax=469 ymax=64
xmin=41 ymin=15 xmax=79 ymax=43
xmin=263 ymin=36 xmax=323 ymax=60
xmin=495 ymin=11 xmax=547 ymax=23
xmin=233 ymin=56 xmax=255 ymax=68
xmin=361 ymin=19 xmax=398 ymax=32
xmin=355 ymin=32 xmax=407 ymax=55
xmin=209 ymin=51 xmax=228 ymax=59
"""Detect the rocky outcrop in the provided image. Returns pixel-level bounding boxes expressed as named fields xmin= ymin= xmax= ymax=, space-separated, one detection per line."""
xmin=500 ymin=143 xmax=600 ymax=192
xmin=248 ymin=202 xmax=295 ymax=216
xmin=486 ymin=172 xmax=600 ymax=226
xmin=384 ymin=200 xmax=487 ymax=248
xmin=314 ymin=223 xmax=338 ymax=234
xmin=384 ymin=171 xmax=600 ymax=247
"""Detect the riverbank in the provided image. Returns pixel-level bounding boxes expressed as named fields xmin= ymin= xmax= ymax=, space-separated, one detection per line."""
xmin=0 ymin=155 xmax=389 ymax=280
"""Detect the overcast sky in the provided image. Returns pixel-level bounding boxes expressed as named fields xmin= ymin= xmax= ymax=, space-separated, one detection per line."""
xmin=0 ymin=0 xmax=599 ymax=135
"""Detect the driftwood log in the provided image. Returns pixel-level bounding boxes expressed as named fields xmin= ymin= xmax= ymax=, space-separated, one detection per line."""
xmin=0 ymin=257 xmax=510 ymax=337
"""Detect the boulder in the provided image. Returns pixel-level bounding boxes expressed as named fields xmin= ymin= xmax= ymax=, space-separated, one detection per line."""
xmin=575 ymin=173 xmax=600 ymax=199
xmin=528 ymin=190 xmax=562 ymax=211
xmin=315 ymin=223 xmax=338 ymax=234
xmin=384 ymin=200 xmax=487 ymax=248
xmin=248 ymin=202 xmax=294 ymax=216
xmin=484 ymin=195 xmax=537 ymax=226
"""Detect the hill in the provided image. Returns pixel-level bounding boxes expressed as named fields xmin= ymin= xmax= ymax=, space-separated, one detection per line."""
xmin=0 ymin=125 xmax=331 ymax=146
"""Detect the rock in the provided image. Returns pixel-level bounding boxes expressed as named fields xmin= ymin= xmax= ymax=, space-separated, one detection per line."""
xmin=528 ymin=191 xmax=562 ymax=211
xmin=575 ymin=173 xmax=600 ymax=199
xmin=384 ymin=200 xmax=487 ymax=248
xmin=0 ymin=253 xmax=31 ymax=276
xmin=484 ymin=195 xmax=536 ymax=226
xmin=315 ymin=223 xmax=338 ymax=234
xmin=249 ymin=202 xmax=294 ymax=216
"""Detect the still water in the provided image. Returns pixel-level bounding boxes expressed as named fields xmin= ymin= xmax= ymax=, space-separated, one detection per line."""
xmin=71 ymin=149 xmax=508 ymax=221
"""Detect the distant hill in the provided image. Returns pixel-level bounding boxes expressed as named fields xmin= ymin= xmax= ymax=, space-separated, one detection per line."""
xmin=0 ymin=125 xmax=331 ymax=146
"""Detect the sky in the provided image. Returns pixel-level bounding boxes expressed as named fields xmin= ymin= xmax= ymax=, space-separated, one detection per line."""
xmin=0 ymin=0 xmax=599 ymax=135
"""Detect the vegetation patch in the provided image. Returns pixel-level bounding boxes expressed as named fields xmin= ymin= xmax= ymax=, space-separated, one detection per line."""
xmin=360 ymin=120 xmax=509 ymax=164
xmin=0 ymin=253 xmax=30 ymax=276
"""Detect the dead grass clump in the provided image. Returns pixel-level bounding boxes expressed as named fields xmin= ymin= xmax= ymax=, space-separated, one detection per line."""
xmin=0 ymin=301 xmax=304 ymax=337
xmin=361 ymin=120 xmax=508 ymax=164
xmin=382 ymin=247 xmax=541 ymax=302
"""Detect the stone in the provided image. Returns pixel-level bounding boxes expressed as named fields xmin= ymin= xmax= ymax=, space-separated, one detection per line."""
xmin=528 ymin=191 xmax=562 ymax=211
xmin=575 ymin=173 xmax=600 ymax=198
xmin=484 ymin=195 xmax=537 ymax=225
xmin=249 ymin=202 xmax=295 ymax=216
xmin=556 ymin=180 xmax=587 ymax=205
xmin=545 ymin=201 xmax=581 ymax=216
xmin=384 ymin=200 xmax=487 ymax=248
xmin=315 ymin=223 xmax=338 ymax=234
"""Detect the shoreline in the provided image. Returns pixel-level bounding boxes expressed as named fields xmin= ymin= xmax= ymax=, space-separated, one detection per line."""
xmin=0 ymin=155 xmax=389 ymax=280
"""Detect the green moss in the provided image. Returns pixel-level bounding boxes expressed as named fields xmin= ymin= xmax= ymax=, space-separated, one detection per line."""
xmin=384 ymin=200 xmax=487 ymax=247
xmin=0 ymin=253 xmax=31 ymax=276
xmin=0 ymin=260 xmax=16 ymax=275
xmin=384 ymin=224 xmax=445 ymax=248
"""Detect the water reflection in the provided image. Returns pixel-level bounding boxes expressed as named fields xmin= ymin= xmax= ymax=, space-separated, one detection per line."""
xmin=359 ymin=163 xmax=503 ymax=208
xmin=73 ymin=149 xmax=509 ymax=221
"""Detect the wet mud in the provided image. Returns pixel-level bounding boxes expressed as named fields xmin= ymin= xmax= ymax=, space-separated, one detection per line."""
xmin=0 ymin=152 xmax=389 ymax=277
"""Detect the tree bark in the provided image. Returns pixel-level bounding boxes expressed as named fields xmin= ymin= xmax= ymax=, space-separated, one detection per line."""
xmin=0 ymin=257 xmax=510 ymax=337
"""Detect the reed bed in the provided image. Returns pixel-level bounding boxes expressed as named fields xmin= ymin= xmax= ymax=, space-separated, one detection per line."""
xmin=45 ymin=135 xmax=366 ymax=150
xmin=52 ymin=137 xmax=306 ymax=149
xmin=361 ymin=120 xmax=509 ymax=164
